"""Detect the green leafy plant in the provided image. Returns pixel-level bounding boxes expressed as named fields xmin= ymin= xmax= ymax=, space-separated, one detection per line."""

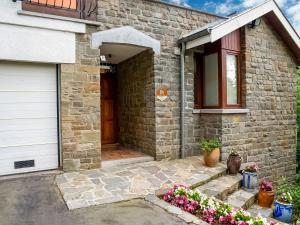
xmin=276 ymin=176 xmax=300 ymax=221
xmin=234 ymin=209 xmax=252 ymax=222
xmin=277 ymin=192 xmax=293 ymax=204
xmin=187 ymin=190 xmax=203 ymax=202
xmin=199 ymin=138 xmax=221 ymax=152
xmin=290 ymin=186 xmax=300 ymax=220
xmin=215 ymin=202 xmax=233 ymax=218
xmin=276 ymin=177 xmax=292 ymax=203
xmin=296 ymin=172 xmax=300 ymax=184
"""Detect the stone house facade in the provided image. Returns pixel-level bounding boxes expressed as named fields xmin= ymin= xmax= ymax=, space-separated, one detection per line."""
xmin=0 ymin=0 xmax=299 ymax=181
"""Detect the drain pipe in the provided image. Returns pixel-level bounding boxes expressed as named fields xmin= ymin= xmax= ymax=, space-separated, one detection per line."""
xmin=180 ymin=42 xmax=186 ymax=159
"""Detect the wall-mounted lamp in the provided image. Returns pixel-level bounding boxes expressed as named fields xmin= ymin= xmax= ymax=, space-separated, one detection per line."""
xmin=248 ymin=18 xmax=261 ymax=29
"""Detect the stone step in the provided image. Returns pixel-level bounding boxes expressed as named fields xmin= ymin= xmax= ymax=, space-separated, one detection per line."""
xmin=101 ymin=155 xmax=154 ymax=170
xmin=155 ymin=161 xmax=227 ymax=197
xmin=247 ymin=204 xmax=288 ymax=225
xmin=194 ymin=174 xmax=242 ymax=201
xmin=227 ymin=189 xmax=258 ymax=209
xmin=102 ymin=143 xmax=120 ymax=151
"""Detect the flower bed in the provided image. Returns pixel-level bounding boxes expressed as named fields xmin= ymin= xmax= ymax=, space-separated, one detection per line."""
xmin=163 ymin=184 xmax=276 ymax=225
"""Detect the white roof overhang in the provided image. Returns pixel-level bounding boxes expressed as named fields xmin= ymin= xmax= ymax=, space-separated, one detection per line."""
xmin=92 ymin=26 xmax=160 ymax=64
xmin=179 ymin=0 xmax=300 ymax=63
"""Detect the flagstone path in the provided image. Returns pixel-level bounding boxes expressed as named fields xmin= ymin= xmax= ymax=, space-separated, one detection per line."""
xmin=56 ymin=156 xmax=227 ymax=210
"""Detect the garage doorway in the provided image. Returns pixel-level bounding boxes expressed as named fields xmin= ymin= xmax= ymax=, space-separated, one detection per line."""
xmin=0 ymin=62 xmax=59 ymax=176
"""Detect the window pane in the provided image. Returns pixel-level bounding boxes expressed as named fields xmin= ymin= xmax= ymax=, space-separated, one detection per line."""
xmin=204 ymin=53 xmax=219 ymax=106
xmin=226 ymin=55 xmax=238 ymax=105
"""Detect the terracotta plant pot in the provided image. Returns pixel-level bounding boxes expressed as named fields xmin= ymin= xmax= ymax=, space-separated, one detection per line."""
xmin=227 ymin=155 xmax=242 ymax=175
xmin=258 ymin=190 xmax=274 ymax=208
xmin=203 ymin=148 xmax=220 ymax=167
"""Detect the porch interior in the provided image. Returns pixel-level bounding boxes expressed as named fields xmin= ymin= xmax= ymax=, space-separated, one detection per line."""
xmin=100 ymin=47 xmax=156 ymax=164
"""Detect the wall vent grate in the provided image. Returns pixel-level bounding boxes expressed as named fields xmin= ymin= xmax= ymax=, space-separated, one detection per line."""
xmin=14 ymin=160 xmax=35 ymax=169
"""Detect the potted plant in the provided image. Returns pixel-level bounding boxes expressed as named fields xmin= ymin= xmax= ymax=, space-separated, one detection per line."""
xmin=227 ymin=150 xmax=242 ymax=175
xmin=258 ymin=179 xmax=274 ymax=208
xmin=273 ymin=192 xmax=293 ymax=223
xmin=242 ymin=163 xmax=258 ymax=191
xmin=200 ymin=138 xmax=221 ymax=167
xmin=273 ymin=177 xmax=294 ymax=223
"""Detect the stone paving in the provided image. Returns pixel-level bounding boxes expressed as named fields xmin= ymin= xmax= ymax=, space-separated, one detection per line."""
xmin=56 ymin=156 xmax=226 ymax=210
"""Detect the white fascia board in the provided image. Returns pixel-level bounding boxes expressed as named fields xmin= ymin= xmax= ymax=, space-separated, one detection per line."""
xmin=0 ymin=1 xmax=86 ymax=34
xmin=272 ymin=7 xmax=300 ymax=49
xmin=185 ymin=0 xmax=300 ymax=53
xmin=186 ymin=34 xmax=211 ymax=50
xmin=210 ymin=1 xmax=274 ymax=42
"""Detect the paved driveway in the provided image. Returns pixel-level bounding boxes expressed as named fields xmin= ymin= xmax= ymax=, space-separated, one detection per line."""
xmin=57 ymin=156 xmax=226 ymax=209
xmin=0 ymin=175 xmax=186 ymax=225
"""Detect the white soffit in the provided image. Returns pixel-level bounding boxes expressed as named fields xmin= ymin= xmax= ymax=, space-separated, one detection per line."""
xmin=100 ymin=44 xmax=147 ymax=64
xmin=184 ymin=0 xmax=300 ymax=59
xmin=92 ymin=26 xmax=161 ymax=55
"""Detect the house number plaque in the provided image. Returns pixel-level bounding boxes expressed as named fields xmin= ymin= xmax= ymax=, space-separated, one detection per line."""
xmin=156 ymin=86 xmax=168 ymax=101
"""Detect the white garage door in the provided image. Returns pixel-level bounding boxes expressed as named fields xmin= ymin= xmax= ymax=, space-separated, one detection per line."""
xmin=0 ymin=62 xmax=59 ymax=176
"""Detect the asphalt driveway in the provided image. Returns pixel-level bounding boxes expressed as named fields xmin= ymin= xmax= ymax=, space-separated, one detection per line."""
xmin=0 ymin=175 xmax=186 ymax=225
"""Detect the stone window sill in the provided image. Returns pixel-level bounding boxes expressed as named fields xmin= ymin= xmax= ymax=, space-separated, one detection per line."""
xmin=192 ymin=108 xmax=250 ymax=114
xmin=18 ymin=10 xmax=102 ymax=26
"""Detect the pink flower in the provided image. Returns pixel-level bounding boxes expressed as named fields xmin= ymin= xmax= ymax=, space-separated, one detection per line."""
xmin=219 ymin=213 xmax=235 ymax=225
xmin=203 ymin=208 xmax=216 ymax=224
xmin=238 ymin=222 xmax=248 ymax=225
xmin=184 ymin=200 xmax=199 ymax=214
xmin=260 ymin=179 xmax=273 ymax=191
xmin=245 ymin=163 xmax=259 ymax=173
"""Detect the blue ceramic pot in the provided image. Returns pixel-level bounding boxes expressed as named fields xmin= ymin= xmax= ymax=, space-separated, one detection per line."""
xmin=273 ymin=200 xmax=293 ymax=223
xmin=242 ymin=171 xmax=258 ymax=191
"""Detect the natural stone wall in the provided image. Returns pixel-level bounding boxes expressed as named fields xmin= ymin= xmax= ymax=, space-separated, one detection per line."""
xmin=184 ymin=17 xmax=297 ymax=180
xmin=222 ymin=18 xmax=297 ymax=180
xmin=60 ymin=25 xmax=101 ymax=171
xmin=117 ymin=50 xmax=156 ymax=157
xmin=184 ymin=51 xmax=224 ymax=157
xmin=59 ymin=0 xmax=297 ymax=181
xmin=96 ymin=0 xmax=221 ymax=160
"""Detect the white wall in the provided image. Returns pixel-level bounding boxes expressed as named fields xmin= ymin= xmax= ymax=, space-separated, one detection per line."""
xmin=0 ymin=0 xmax=87 ymax=64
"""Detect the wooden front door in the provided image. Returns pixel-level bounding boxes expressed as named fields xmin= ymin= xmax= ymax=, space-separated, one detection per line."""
xmin=101 ymin=73 xmax=118 ymax=145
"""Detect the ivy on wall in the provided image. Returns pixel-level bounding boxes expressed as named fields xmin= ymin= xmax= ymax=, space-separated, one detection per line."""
xmin=297 ymin=67 xmax=300 ymax=170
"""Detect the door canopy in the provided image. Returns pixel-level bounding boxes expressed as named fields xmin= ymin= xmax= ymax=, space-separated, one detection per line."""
xmin=92 ymin=26 xmax=160 ymax=64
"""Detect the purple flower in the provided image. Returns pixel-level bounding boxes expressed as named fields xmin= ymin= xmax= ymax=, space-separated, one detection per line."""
xmin=259 ymin=179 xmax=273 ymax=191
xmin=219 ymin=213 xmax=235 ymax=225
xmin=203 ymin=208 xmax=216 ymax=224
xmin=238 ymin=222 xmax=249 ymax=225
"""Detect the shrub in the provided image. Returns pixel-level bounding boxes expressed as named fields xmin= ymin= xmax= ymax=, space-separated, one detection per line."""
xmin=290 ymin=185 xmax=300 ymax=221
xmin=199 ymin=138 xmax=221 ymax=152
xmin=297 ymin=67 xmax=300 ymax=171
xmin=276 ymin=176 xmax=300 ymax=221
